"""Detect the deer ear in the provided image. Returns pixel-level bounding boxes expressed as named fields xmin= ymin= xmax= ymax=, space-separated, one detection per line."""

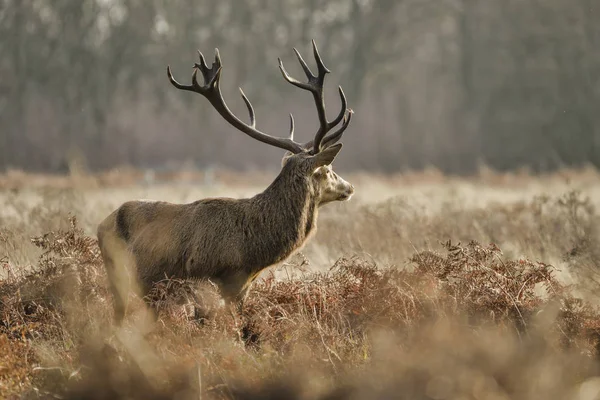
xmin=311 ymin=143 xmax=343 ymax=169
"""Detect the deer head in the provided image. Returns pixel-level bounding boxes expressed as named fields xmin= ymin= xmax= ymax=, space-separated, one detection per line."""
xmin=167 ymin=40 xmax=354 ymax=206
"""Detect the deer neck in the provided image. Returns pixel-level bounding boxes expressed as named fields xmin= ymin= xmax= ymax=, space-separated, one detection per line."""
xmin=253 ymin=169 xmax=319 ymax=254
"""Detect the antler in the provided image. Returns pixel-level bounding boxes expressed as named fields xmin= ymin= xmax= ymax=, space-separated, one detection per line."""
xmin=167 ymin=49 xmax=304 ymax=154
xmin=278 ymin=40 xmax=353 ymax=154
xmin=167 ymin=41 xmax=352 ymax=155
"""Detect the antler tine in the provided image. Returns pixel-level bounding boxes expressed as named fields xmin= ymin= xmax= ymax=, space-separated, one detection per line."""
xmin=214 ymin=48 xmax=222 ymax=65
xmin=330 ymin=86 xmax=348 ymax=128
xmin=238 ymin=88 xmax=256 ymax=128
xmin=288 ymin=113 xmax=295 ymax=140
xmin=292 ymin=48 xmax=315 ymax=81
xmin=311 ymin=39 xmax=331 ymax=78
xmin=322 ymin=109 xmax=353 ymax=148
xmin=278 ymin=58 xmax=312 ymax=91
xmin=167 ymin=65 xmax=193 ymax=91
xmin=168 ymin=49 xmax=306 ymax=154
xmin=196 ymin=50 xmax=208 ymax=70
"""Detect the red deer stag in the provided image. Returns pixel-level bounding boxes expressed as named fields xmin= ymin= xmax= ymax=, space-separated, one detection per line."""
xmin=97 ymin=41 xmax=354 ymax=324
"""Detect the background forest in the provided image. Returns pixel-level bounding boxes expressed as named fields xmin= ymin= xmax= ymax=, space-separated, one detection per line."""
xmin=2 ymin=0 xmax=599 ymax=174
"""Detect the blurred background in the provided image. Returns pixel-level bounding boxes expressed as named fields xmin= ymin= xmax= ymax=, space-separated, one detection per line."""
xmin=0 ymin=0 xmax=599 ymax=175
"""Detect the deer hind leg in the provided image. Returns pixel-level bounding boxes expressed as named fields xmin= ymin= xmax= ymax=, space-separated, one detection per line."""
xmin=98 ymin=221 xmax=137 ymax=325
xmin=103 ymin=255 xmax=127 ymax=324
xmin=137 ymin=279 xmax=159 ymax=323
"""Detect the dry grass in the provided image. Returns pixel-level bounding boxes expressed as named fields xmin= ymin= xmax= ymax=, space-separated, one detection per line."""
xmin=3 ymin=168 xmax=600 ymax=399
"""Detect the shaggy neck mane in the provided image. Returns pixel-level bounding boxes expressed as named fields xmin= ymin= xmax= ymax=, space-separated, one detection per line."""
xmin=248 ymin=165 xmax=319 ymax=265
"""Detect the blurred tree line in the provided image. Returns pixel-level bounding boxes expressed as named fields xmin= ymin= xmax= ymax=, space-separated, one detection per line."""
xmin=0 ymin=0 xmax=599 ymax=174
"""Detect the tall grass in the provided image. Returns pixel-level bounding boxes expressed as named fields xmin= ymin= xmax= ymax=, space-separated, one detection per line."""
xmin=2 ymin=170 xmax=600 ymax=399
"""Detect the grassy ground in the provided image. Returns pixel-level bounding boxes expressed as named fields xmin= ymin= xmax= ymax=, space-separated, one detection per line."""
xmin=2 ymin=167 xmax=600 ymax=399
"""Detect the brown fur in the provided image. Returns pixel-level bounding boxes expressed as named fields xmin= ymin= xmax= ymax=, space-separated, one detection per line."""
xmin=97 ymin=144 xmax=354 ymax=323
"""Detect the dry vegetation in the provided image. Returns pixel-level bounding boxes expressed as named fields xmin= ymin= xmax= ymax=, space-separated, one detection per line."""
xmin=3 ymin=168 xmax=600 ymax=399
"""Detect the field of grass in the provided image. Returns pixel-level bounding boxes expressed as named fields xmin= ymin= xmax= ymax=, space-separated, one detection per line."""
xmin=3 ymin=167 xmax=600 ymax=399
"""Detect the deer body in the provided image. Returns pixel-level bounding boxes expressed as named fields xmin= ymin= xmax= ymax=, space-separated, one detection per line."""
xmin=98 ymin=41 xmax=355 ymax=324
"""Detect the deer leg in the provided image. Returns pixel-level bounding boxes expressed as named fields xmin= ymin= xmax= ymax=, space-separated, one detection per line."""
xmin=139 ymin=281 xmax=159 ymax=323
xmin=219 ymin=281 xmax=245 ymax=308
xmin=97 ymin=221 xmax=141 ymax=326
xmin=234 ymin=284 xmax=252 ymax=313
xmin=104 ymin=257 xmax=127 ymax=324
xmin=234 ymin=271 xmax=263 ymax=314
xmin=216 ymin=272 xmax=254 ymax=314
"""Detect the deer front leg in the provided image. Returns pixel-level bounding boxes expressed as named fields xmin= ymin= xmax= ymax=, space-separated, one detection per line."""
xmin=216 ymin=270 xmax=262 ymax=315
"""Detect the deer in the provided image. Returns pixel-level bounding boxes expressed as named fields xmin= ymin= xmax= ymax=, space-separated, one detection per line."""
xmin=97 ymin=40 xmax=355 ymax=324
